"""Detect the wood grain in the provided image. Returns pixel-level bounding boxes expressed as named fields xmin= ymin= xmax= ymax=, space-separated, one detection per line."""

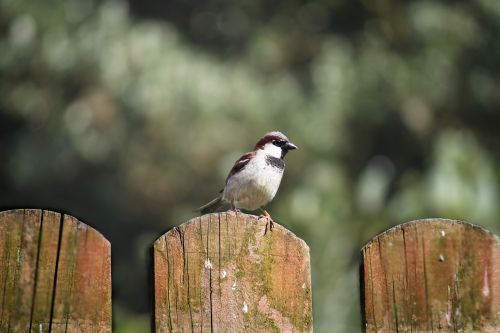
xmin=361 ymin=218 xmax=500 ymax=332
xmin=153 ymin=212 xmax=313 ymax=332
xmin=0 ymin=209 xmax=111 ymax=333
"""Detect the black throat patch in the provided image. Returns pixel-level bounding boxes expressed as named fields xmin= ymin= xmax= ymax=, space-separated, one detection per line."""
xmin=265 ymin=155 xmax=285 ymax=170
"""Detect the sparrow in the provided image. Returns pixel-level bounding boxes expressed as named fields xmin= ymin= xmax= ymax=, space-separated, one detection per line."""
xmin=196 ymin=131 xmax=297 ymax=232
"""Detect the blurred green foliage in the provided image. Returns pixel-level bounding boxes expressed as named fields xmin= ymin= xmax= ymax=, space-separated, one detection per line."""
xmin=1 ymin=0 xmax=500 ymax=331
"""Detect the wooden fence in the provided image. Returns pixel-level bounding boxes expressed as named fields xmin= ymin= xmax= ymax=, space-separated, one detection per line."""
xmin=153 ymin=212 xmax=312 ymax=332
xmin=360 ymin=218 xmax=500 ymax=332
xmin=1 ymin=209 xmax=499 ymax=332
xmin=0 ymin=209 xmax=111 ymax=332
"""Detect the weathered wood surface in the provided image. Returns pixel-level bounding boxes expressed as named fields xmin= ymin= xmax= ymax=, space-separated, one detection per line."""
xmin=361 ymin=218 xmax=500 ymax=333
xmin=0 ymin=209 xmax=111 ymax=333
xmin=153 ymin=212 xmax=312 ymax=332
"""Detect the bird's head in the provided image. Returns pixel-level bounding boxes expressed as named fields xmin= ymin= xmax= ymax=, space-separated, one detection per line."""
xmin=254 ymin=131 xmax=298 ymax=159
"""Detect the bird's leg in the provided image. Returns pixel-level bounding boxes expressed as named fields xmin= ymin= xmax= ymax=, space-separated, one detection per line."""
xmin=230 ymin=200 xmax=241 ymax=213
xmin=259 ymin=209 xmax=274 ymax=235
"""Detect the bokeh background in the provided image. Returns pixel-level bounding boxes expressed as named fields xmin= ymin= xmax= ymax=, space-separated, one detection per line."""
xmin=1 ymin=0 xmax=500 ymax=331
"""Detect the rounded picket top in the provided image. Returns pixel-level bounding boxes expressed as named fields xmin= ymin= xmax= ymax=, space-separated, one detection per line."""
xmin=153 ymin=211 xmax=313 ymax=332
xmin=0 ymin=209 xmax=111 ymax=333
xmin=360 ymin=218 xmax=500 ymax=333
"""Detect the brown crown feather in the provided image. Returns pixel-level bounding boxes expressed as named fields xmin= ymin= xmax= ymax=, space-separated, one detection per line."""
xmin=253 ymin=131 xmax=289 ymax=150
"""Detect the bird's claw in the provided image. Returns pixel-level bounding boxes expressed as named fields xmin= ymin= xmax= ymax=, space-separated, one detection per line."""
xmin=259 ymin=210 xmax=274 ymax=235
xmin=229 ymin=202 xmax=241 ymax=213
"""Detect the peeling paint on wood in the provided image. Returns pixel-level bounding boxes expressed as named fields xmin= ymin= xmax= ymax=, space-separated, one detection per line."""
xmin=361 ymin=218 xmax=500 ymax=333
xmin=153 ymin=212 xmax=313 ymax=332
xmin=0 ymin=209 xmax=111 ymax=333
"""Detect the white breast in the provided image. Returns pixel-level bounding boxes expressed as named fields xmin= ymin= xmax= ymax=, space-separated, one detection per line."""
xmin=222 ymin=150 xmax=284 ymax=211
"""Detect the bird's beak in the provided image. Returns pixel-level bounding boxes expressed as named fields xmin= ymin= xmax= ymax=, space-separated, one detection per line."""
xmin=286 ymin=142 xmax=298 ymax=150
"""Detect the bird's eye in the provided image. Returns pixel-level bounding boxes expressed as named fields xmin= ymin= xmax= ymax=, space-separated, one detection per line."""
xmin=272 ymin=140 xmax=285 ymax=147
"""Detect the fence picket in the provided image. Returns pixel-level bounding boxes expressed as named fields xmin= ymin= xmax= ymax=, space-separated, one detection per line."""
xmin=0 ymin=209 xmax=111 ymax=333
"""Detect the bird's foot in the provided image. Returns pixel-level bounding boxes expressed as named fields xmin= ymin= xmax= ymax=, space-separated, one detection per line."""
xmin=259 ymin=210 xmax=274 ymax=235
xmin=229 ymin=201 xmax=241 ymax=214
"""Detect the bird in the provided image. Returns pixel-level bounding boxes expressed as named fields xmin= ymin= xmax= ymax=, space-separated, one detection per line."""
xmin=196 ymin=131 xmax=297 ymax=232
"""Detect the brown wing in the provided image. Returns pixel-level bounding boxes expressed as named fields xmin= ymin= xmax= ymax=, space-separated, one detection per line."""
xmin=225 ymin=151 xmax=255 ymax=185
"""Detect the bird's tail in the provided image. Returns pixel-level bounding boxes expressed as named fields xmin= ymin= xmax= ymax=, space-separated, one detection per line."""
xmin=194 ymin=196 xmax=224 ymax=215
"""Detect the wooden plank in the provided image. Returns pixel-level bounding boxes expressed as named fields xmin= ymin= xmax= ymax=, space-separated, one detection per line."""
xmin=51 ymin=214 xmax=112 ymax=333
xmin=0 ymin=209 xmax=111 ymax=333
xmin=153 ymin=212 xmax=313 ymax=332
xmin=0 ymin=209 xmax=41 ymax=332
xmin=31 ymin=210 xmax=62 ymax=332
xmin=361 ymin=218 xmax=500 ymax=332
